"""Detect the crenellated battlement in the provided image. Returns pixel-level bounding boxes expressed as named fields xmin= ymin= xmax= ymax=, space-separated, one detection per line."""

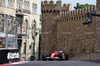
xmin=58 ymin=5 xmax=96 ymax=22
xmin=41 ymin=0 xmax=72 ymax=13
xmin=61 ymin=6 xmax=96 ymax=16
xmin=41 ymin=1 xmax=61 ymax=7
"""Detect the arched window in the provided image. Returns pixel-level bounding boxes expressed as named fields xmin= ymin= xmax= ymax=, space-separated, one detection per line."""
xmin=79 ymin=16 xmax=81 ymax=20
xmin=23 ymin=43 xmax=26 ymax=54
xmin=44 ymin=10 xmax=45 ymax=13
xmin=72 ymin=17 xmax=73 ymax=20
xmin=42 ymin=10 xmax=43 ymax=13
xmin=50 ymin=10 xmax=52 ymax=13
xmin=57 ymin=10 xmax=59 ymax=13
xmin=34 ymin=20 xmax=36 ymax=27
xmin=54 ymin=10 xmax=56 ymax=13
xmin=47 ymin=10 xmax=48 ymax=13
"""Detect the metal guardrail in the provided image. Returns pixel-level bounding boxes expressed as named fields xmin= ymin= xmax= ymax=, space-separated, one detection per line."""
xmin=0 ymin=13 xmax=20 ymax=49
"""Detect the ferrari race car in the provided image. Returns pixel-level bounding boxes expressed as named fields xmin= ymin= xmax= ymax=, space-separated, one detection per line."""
xmin=42 ymin=51 xmax=68 ymax=60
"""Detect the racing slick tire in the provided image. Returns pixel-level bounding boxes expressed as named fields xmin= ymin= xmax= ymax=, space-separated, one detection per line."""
xmin=58 ymin=53 xmax=64 ymax=60
xmin=42 ymin=53 xmax=47 ymax=61
xmin=65 ymin=54 xmax=69 ymax=60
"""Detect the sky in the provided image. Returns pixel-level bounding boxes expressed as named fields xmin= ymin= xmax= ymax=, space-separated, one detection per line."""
xmin=41 ymin=0 xmax=96 ymax=10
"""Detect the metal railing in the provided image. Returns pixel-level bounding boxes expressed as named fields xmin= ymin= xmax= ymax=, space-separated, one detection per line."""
xmin=0 ymin=13 xmax=20 ymax=49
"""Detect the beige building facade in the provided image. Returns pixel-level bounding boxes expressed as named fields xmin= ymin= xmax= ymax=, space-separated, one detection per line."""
xmin=0 ymin=0 xmax=40 ymax=60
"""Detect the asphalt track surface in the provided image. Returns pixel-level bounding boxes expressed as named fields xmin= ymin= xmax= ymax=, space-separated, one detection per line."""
xmin=5 ymin=60 xmax=100 ymax=66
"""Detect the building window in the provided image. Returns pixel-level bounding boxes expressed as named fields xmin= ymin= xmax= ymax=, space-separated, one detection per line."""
xmin=18 ymin=24 xmax=21 ymax=34
xmin=79 ymin=16 xmax=81 ymax=20
xmin=23 ymin=43 xmax=26 ymax=54
xmin=32 ymin=3 xmax=37 ymax=14
xmin=32 ymin=43 xmax=34 ymax=53
xmin=54 ymin=10 xmax=56 ymax=13
xmin=8 ymin=0 xmax=14 ymax=8
xmin=17 ymin=0 xmax=23 ymax=9
xmin=72 ymin=17 xmax=73 ymax=20
xmin=0 ymin=0 xmax=5 ymax=6
xmin=22 ymin=20 xmax=28 ymax=34
xmin=24 ymin=1 xmax=29 ymax=10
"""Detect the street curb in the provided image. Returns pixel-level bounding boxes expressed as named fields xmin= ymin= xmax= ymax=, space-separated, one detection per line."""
xmin=0 ymin=61 xmax=28 ymax=66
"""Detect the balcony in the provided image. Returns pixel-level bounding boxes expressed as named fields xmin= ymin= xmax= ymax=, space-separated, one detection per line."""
xmin=18 ymin=34 xmax=29 ymax=40
xmin=16 ymin=8 xmax=30 ymax=16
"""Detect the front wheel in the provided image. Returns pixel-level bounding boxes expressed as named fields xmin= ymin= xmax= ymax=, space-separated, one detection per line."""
xmin=42 ymin=53 xmax=47 ymax=61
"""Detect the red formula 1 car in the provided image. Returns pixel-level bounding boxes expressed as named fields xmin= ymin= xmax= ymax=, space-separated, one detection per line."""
xmin=42 ymin=51 xmax=68 ymax=60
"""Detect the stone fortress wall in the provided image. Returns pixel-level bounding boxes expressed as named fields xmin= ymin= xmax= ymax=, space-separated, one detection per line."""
xmin=41 ymin=0 xmax=71 ymax=56
xmin=57 ymin=6 xmax=96 ymax=57
xmin=41 ymin=0 xmax=100 ymax=60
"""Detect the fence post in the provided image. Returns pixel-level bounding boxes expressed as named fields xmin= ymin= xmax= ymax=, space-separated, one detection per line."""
xmin=5 ymin=15 xmax=8 ymax=49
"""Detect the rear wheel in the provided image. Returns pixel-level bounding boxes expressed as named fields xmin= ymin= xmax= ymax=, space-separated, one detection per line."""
xmin=42 ymin=53 xmax=47 ymax=61
xmin=65 ymin=54 xmax=69 ymax=60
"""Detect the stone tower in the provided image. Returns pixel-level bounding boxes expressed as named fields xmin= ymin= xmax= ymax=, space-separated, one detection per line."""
xmin=95 ymin=0 xmax=100 ymax=52
xmin=41 ymin=0 xmax=71 ymax=57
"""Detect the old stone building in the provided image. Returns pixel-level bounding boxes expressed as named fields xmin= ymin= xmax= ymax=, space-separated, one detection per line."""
xmin=41 ymin=0 xmax=71 ymax=57
xmin=0 ymin=0 xmax=40 ymax=60
xmin=41 ymin=0 xmax=100 ymax=60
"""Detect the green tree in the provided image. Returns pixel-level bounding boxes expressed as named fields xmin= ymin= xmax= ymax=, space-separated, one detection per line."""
xmin=74 ymin=3 xmax=94 ymax=9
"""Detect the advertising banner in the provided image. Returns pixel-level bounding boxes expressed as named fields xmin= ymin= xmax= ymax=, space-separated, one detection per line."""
xmin=0 ymin=49 xmax=20 ymax=64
